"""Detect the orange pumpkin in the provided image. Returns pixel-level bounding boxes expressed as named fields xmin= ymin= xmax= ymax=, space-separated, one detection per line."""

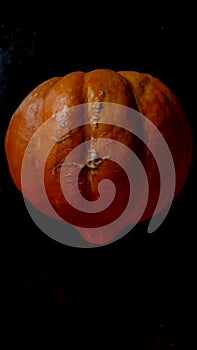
xmin=5 ymin=69 xmax=193 ymax=244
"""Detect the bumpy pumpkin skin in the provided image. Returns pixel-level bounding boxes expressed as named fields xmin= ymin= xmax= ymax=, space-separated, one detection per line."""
xmin=5 ymin=69 xmax=193 ymax=244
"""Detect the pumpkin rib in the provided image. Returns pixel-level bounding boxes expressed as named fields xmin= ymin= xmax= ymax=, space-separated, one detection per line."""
xmin=117 ymin=70 xmax=193 ymax=219
xmin=4 ymin=77 xmax=62 ymax=192
xmin=118 ymin=71 xmax=151 ymax=114
xmin=117 ymin=72 xmax=157 ymax=221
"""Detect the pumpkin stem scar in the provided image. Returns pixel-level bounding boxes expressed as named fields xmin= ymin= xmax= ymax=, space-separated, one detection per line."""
xmin=86 ymin=159 xmax=103 ymax=169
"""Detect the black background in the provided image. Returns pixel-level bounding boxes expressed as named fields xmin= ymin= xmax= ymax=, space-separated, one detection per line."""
xmin=1 ymin=6 xmax=196 ymax=348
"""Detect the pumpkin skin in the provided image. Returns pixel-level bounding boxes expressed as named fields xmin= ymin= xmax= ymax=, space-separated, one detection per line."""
xmin=5 ymin=69 xmax=193 ymax=244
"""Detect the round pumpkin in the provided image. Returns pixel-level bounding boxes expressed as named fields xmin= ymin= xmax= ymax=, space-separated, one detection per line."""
xmin=5 ymin=69 xmax=193 ymax=244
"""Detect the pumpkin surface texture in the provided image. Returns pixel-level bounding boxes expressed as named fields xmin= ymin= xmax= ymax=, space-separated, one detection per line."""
xmin=5 ymin=69 xmax=193 ymax=245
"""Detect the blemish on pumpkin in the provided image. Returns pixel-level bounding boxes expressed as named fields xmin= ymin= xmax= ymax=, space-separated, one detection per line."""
xmin=79 ymin=180 xmax=87 ymax=186
xmin=92 ymin=122 xmax=98 ymax=129
xmin=63 ymin=173 xmax=72 ymax=177
xmin=91 ymin=114 xmax=100 ymax=121
xmin=140 ymin=82 xmax=145 ymax=92
xmin=60 ymin=121 xmax=66 ymax=128
xmin=89 ymin=102 xmax=102 ymax=129
xmin=29 ymin=91 xmax=40 ymax=99
xmin=88 ymin=148 xmax=99 ymax=162
xmin=91 ymin=137 xmax=97 ymax=141
xmin=99 ymin=90 xmax=106 ymax=97
xmin=52 ymin=134 xmax=72 ymax=143
xmin=103 ymin=155 xmax=112 ymax=160
xmin=64 ymin=181 xmax=77 ymax=187
xmin=52 ymin=161 xmax=84 ymax=174
xmin=51 ymin=108 xmax=69 ymax=124
xmin=105 ymin=140 xmax=113 ymax=145
xmin=66 ymin=162 xmax=84 ymax=169
xmin=94 ymin=102 xmax=103 ymax=112
xmin=65 ymin=179 xmax=76 ymax=184
xmin=33 ymin=92 xmax=40 ymax=97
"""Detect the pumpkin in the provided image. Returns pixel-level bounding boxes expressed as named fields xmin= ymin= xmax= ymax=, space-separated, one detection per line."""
xmin=5 ymin=69 xmax=193 ymax=245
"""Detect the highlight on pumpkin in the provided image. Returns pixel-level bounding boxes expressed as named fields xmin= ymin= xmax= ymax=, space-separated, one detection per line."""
xmin=4 ymin=69 xmax=193 ymax=247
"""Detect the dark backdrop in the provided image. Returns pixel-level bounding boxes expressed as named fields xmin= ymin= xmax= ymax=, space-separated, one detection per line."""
xmin=1 ymin=7 xmax=196 ymax=348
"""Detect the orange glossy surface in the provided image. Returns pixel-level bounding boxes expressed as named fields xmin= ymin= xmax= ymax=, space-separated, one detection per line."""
xmin=5 ymin=69 xmax=193 ymax=243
